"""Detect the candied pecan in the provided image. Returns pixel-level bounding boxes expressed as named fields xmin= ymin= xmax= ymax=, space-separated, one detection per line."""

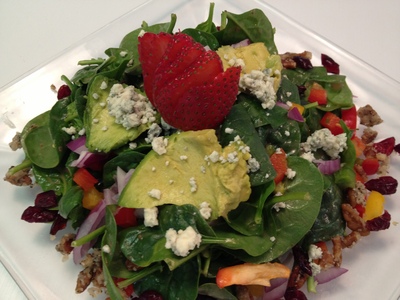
xmin=354 ymin=164 xmax=368 ymax=184
xmin=280 ymin=51 xmax=312 ymax=69
xmin=357 ymin=104 xmax=383 ymax=127
xmin=341 ymin=231 xmax=362 ymax=248
xmin=76 ymin=249 xmax=105 ymax=294
xmin=55 ymin=233 xmax=76 ymax=256
xmin=3 ymin=167 xmax=32 ymax=186
xmin=8 ymin=132 xmax=22 ymax=151
xmin=361 ymin=127 xmax=378 ymax=144
xmin=331 ymin=236 xmax=342 ymax=267
xmin=341 ymin=204 xmax=370 ymax=236
xmin=76 ymin=266 xmax=93 ymax=294
xmin=363 ymin=144 xmax=377 ymax=158
xmin=314 ymin=242 xmax=334 ymax=270
xmin=346 ymin=181 xmax=368 ymax=207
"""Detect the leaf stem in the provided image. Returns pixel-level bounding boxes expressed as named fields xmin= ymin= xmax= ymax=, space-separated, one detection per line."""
xmin=117 ymin=263 xmax=163 ymax=288
xmin=71 ymin=225 xmax=106 ymax=247
xmin=6 ymin=158 xmax=32 ymax=176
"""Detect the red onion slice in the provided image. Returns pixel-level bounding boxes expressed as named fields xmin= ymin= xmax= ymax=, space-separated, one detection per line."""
xmin=263 ymin=278 xmax=288 ymax=300
xmin=67 ymin=136 xmax=87 ymax=154
xmin=231 ymin=39 xmax=251 ymax=48
xmin=316 ymin=158 xmax=341 ymax=175
xmin=73 ymin=199 xmax=106 ymax=264
xmin=287 ymin=107 xmax=304 ymax=122
xmin=314 ymin=267 xmax=348 ymax=284
xmin=275 ymin=101 xmax=290 ymax=110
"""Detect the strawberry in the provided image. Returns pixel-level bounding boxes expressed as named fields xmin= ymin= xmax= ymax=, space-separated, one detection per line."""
xmin=137 ymin=32 xmax=173 ymax=104
xmin=138 ymin=32 xmax=241 ymax=131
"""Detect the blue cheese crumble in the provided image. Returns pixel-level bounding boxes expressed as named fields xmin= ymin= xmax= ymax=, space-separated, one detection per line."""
xmin=165 ymin=226 xmax=202 ymax=257
xmin=239 ymin=69 xmax=277 ymax=109
xmin=107 ymin=84 xmax=157 ymax=130
xmin=144 ymin=207 xmax=159 ymax=227
xmin=301 ymin=128 xmax=347 ymax=159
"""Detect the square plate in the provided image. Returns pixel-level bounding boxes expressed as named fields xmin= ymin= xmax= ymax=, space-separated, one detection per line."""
xmin=1 ymin=0 xmax=400 ymax=299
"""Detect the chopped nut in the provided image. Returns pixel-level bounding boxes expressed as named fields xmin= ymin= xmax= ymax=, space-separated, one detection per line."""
xmin=357 ymin=104 xmax=383 ymax=127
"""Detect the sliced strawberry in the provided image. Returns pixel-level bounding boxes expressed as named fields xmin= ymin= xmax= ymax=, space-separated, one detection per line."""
xmin=139 ymin=32 xmax=241 ymax=131
xmin=160 ymin=66 xmax=241 ymax=131
xmin=152 ymin=33 xmax=205 ymax=100
xmin=138 ymin=32 xmax=172 ymax=104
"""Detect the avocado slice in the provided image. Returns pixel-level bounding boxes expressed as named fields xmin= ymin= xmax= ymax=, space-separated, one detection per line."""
xmin=84 ymin=75 xmax=156 ymax=153
xmin=217 ymin=42 xmax=282 ymax=91
xmin=118 ymin=129 xmax=252 ymax=220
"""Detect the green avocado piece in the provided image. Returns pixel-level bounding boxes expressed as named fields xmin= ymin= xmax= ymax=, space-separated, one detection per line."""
xmin=217 ymin=42 xmax=282 ymax=91
xmin=118 ymin=129 xmax=252 ymax=220
xmin=84 ymin=75 xmax=154 ymax=153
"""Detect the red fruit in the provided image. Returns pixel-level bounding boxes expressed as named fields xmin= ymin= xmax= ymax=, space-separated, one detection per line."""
xmin=138 ymin=32 xmax=241 ymax=131
xmin=138 ymin=32 xmax=173 ymax=104
xmin=57 ymin=84 xmax=71 ymax=100
xmin=321 ymin=53 xmax=340 ymax=74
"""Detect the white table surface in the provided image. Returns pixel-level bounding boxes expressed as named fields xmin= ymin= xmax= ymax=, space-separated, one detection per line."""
xmin=0 ymin=0 xmax=399 ymax=299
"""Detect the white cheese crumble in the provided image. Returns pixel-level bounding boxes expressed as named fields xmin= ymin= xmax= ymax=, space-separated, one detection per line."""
xmin=273 ymin=202 xmax=286 ymax=212
xmin=144 ymin=207 xmax=159 ymax=227
xmin=180 ymin=155 xmax=188 ymax=161
xmin=100 ymin=81 xmax=108 ymax=90
xmin=239 ymin=69 xmax=277 ymax=109
xmin=148 ymin=189 xmax=161 ymax=200
xmin=102 ymin=244 xmax=111 ymax=253
xmin=285 ymin=168 xmax=296 ymax=179
xmin=62 ymin=126 xmax=77 ymax=135
xmin=145 ymin=123 xmax=162 ymax=143
xmin=107 ymin=83 xmax=157 ymax=130
xmin=224 ymin=127 xmax=234 ymax=134
xmin=301 ymin=128 xmax=347 ymax=159
xmin=92 ymin=93 xmax=99 ymax=100
xmin=300 ymin=151 xmax=315 ymax=162
xmin=165 ymin=226 xmax=202 ymax=257
xmin=189 ymin=177 xmax=197 ymax=193
xmin=308 ymin=244 xmax=323 ymax=260
xmin=247 ymin=157 xmax=260 ymax=173
xmin=270 ymin=236 xmax=276 ymax=242
xmin=151 ymin=136 xmax=168 ymax=155
xmin=199 ymin=202 xmax=212 ymax=220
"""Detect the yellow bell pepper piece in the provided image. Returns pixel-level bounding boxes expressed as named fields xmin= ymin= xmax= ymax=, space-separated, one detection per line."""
xmin=82 ymin=186 xmax=104 ymax=210
xmin=290 ymin=103 xmax=305 ymax=115
xmin=363 ymin=191 xmax=385 ymax=221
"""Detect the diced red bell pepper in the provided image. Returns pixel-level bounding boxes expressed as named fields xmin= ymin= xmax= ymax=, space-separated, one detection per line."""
xmin=73 ymin=168 xmax=98 ymax=192
xmin=362 ymin=158 xmax=380 ymax=175
xmin=341 ymin=105 xmax=357 ymax=131
xmin=114 ymin=207 xmax=137 ymax=228
xmin=320 ymin=112 xmax=343 ymax=135
xmin=270 ymin=149 xmax=288 ymax=184
xmin=308 ymin=83 xmax=327 ymax=105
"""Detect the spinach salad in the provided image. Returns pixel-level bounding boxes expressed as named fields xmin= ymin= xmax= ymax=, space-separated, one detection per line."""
xmin=4 ymin=3 xmax=398 ymax=300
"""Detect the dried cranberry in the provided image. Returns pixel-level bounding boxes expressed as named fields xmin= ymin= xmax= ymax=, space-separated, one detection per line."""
xmin=135 ymin=290 xmax=163 ymax=300
xmin=284 ymin=287 xmax=308 ymax=300
xmin=34 ymin=190 xmax=58 ymax=208
xmin=364 ymin=176 xmax=398 ymax=195
xmin=321 ymin=53 xmax=340 ymax=74
xmin=297 ymin=85 xmax=307 ymax=96
xmin=57 ymin=84 xmax=71 ymax=100
xmin=49 ymin=213 xmax=68 ymax=235
xmin=292 ymin=245 xmax=312 ymax=276
xmin=366 ymin=210 xmax=391 ymax=231
xmin=293 ymin=56 xmax=313 ymax=70
xmin=373 ymin=137 xmax=395 ymax=155
xmin=21 ymin=206 xmax=58 ymax=223
xmin=394 ymin=143 xmax=400 ymax=154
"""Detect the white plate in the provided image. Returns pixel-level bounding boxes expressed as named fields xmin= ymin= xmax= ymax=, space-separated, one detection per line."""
xmin=1 ymin=0 xmax=400 ymax=299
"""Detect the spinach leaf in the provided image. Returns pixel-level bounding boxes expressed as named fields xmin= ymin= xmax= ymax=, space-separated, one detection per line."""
xmin=302 ymin=176 xmax=346 ymax=245
xmin=135 ymin=259 xmax=200 ymax=300
xmin=103 ymin=150 xmax=145 ymax=188
xmin=198 ymin=283 xmax=238 ymax=300
xmin=276 ymin=75 xmax=301 ymax=104
xmin=31 ymin=152 xmax=77 ymax=196
xmin=120 ymin=225 xmax=173 ymax=267
xmin=101 ymin=206 xmax=125 ymax=300
xmin=236 ymin=94 xmax=287 ymax=129
xmin=20 ymin=111 xmax=65 ymax=169
xmin=216 ymin=9 xmax=278 ymax=54
xmin=219 ymin=104 xmax=276 ymax=186
xmin=264 ymin=119 xmax=302 ymax=155
xmin=58 ymin=185 xmax=84 ymax=219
